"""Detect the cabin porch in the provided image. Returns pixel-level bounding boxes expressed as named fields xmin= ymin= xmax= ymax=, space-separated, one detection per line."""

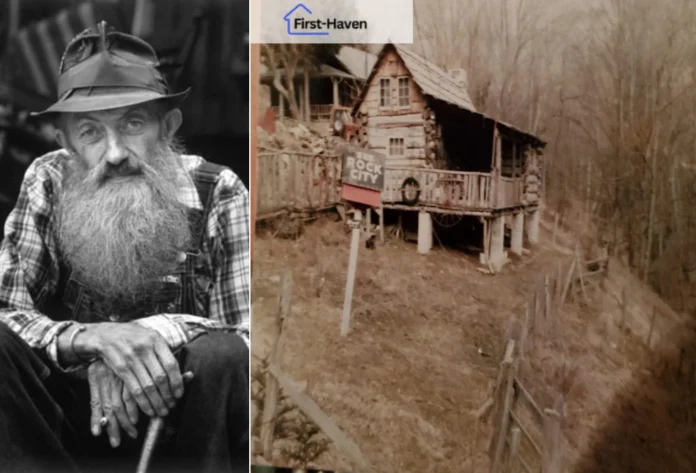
xmin=262 ymin=67 xmax=361 ymax=123
xmin=381 ymin=167 xmax=529 ymax=213
xmin=378 ymin=166 xmax=540 ymax=271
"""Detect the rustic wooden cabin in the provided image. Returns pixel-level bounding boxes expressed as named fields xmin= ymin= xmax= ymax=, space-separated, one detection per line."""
xmin=351 ymin=43 xmax=546 ymax=269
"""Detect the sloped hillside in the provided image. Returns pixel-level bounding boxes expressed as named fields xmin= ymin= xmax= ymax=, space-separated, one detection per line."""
xmin=251 ymin=205 xmax=690 ymax=472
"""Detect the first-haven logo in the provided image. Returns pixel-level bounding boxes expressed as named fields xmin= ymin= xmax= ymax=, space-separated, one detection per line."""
xmin=283 ymin=3 xmax=368 ymax=36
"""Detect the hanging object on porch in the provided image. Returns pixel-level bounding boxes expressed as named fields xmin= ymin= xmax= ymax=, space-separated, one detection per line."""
xmin=432 ymin=213 xmax=464 ymax=228
xmin=400 ymin=177 xmax=421 ymax=206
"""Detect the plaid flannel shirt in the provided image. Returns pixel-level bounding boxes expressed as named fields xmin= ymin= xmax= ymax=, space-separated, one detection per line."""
xmin=0 ymin=150 xmax=250 ymax=370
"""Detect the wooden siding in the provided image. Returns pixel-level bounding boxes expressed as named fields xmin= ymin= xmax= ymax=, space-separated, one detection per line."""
xmin=497 ymin=177 xmax=524 ymax=209
xmin=256 ymin=152 xmax=342 ymax=218
xmin=358 ymin=49 xmax=429 ymax=168
xmin=367 ymin=119 xmax=426 ymax=168
xmin=358 ymin=49 xmax=426 ymax=117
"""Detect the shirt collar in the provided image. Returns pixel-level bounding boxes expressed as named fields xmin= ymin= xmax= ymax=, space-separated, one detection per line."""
xmin=176 ymin=164 xmax=204 ymax=210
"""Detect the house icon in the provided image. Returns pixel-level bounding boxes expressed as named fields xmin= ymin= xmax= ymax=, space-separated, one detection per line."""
xmin=283 ymin=3 xmax=329 ymax=36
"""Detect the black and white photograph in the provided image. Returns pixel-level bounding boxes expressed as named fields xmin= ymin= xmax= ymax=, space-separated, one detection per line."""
xmin=0 ymin=1 xmax=250 ymax=472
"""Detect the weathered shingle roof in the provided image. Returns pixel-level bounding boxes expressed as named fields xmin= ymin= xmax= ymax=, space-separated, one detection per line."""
xmin=335 ymin=46 xmax=378 ymax=81
xmin=392 ymin=45 xmax=477 ymax=112
xmin=351 ymin=43 xmax=477 ymax=116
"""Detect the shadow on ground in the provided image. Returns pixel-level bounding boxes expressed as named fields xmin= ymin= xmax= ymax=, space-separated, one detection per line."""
xmin=574 ymin=322 xmax=696 ymax=473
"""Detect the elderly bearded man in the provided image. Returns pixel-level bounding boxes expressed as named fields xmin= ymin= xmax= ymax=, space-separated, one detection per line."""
xmin=0 ymin=22 xmax=249 ymax=473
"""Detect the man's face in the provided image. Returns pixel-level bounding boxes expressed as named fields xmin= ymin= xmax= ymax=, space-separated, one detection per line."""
xmin=55 ymin=102 xmax=192 ymax=314
xmin=61 ymin=104 xmax=162 ymax=174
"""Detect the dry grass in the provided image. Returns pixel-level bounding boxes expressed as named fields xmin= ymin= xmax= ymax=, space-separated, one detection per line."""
xmin=251 ymin=211 xmax=692 ymax=473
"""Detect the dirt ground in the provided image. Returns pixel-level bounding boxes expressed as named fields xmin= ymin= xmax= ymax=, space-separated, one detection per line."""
xmin=251 ymin=211 xmax=694 ymax=473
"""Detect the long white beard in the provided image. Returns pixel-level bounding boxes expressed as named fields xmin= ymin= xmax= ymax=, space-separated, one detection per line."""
xmin=55 ymin=145 xmax=193 ymax=312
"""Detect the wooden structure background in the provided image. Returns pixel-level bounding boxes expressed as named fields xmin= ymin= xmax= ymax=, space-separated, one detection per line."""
xmin=261 ymin=46 xmax=377 ymax=124
xmin=255 ymin=151 xmax=343 ymax=220
xmin=350 ymin=43 xmax=545 ymax=215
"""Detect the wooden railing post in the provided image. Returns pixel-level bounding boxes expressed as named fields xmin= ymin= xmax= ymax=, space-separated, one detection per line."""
xmin=542 ymin=407 xmax=562 ymax=473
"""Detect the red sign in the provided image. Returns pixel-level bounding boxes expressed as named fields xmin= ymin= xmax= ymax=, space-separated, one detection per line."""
xmin=341 ymin=184 xmax=381 ymax=207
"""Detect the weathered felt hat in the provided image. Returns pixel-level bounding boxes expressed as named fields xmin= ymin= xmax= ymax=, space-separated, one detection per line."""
xmin=31 ymin=21 xmax=190 ymax=117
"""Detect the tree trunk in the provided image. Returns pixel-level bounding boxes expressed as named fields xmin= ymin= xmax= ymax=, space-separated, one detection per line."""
xmin=643 ymin=124 xmax=658 ymax=283
xmin=303 ymin=68 xmax=310 ymax=122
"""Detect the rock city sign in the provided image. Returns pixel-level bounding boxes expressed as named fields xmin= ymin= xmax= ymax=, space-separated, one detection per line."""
xmin=341 ymin=145 xmax=385 ymax=192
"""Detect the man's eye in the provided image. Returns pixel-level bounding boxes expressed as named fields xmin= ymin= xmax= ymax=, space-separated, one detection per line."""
xmin=79 ymin=128 xmax=99 ymax=140
xmin=124 ymin=119 xmax=144 ymax=132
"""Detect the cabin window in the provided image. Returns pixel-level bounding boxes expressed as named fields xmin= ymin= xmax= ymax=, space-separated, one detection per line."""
xmin=501 ymin=138 xmax=514 ymax=178
xmin=389 ymin=137 xmax=404 ymax=156
xmin=398 ymin=77 xmax=410 ymax=106
xmin=379 ymin=78 xmax=391 ymax=107
xmin=500 ymin=137 xmax=527 ymax=178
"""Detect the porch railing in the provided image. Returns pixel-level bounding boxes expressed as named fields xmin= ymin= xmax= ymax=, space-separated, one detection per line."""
xmin=310 ymin=104 xmax=333 ymax=121
xmin=382 ymin=167 xmax=494 ymax=210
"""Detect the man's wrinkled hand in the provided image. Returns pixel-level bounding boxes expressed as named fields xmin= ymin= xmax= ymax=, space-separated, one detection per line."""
xmin=76 ymin=322 xmax=183 ymax=418
xmin=87 ymin=360 xmax=138 ymax=448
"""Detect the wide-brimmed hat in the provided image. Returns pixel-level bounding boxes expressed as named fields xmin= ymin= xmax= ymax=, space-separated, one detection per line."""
xmin=31 ymin=21 xmax=190 ymax=117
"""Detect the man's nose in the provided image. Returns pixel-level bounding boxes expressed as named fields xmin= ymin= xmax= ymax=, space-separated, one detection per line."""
xmin=104 ymin=130 xmax=128 ymax=166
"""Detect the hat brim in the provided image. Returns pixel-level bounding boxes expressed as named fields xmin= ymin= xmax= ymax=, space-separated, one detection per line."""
xmin=30 ymin=87 xmax=191 ymax=117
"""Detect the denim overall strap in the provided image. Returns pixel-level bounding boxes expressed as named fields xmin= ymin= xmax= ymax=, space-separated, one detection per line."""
xmin=181 ymin=161 xmax=228 ymax=316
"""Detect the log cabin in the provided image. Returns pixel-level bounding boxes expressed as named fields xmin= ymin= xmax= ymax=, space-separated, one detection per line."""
xmin=351 ymin=43 xmax=546 ymax=270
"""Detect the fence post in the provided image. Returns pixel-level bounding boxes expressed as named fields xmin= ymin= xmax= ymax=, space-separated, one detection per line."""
xmin=542 ymin=407 xmax=562 ymax=473
xmin=260 ymin=271 xmax=293 ymax=458
xmin=534 ymin=290 xmax=539 ymax=328
xmin=507 ymin=427 xmax=522 ymax=472
xmin=560 ymin=257 xmax=576 ymax=305
xmin=490 ymin=342 xmax=517 ymax=473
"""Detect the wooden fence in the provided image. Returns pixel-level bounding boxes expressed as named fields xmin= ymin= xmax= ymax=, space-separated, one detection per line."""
xmin=256 ymin=152 xmax=342 ymax=220
xmin=488 ymin=338 xmax=563 ymax=473
xmin=488 ymin=272 xmax=568 ymax=473
xmin=489 ymin=252 xmax=610 ymax=473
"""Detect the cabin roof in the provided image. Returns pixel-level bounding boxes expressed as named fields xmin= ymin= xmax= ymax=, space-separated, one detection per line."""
xmin=335 ymin=46 xmax=378 ymax=81
xmin=350 ymin=43 xmax=477 ymax=116
xmin=260 ymin=46 xmax=377 ymax=82
xmin=352 ymin=43 xmax=545 ymax=147
xmin=393 ymin=45 xmax=477 ymax=112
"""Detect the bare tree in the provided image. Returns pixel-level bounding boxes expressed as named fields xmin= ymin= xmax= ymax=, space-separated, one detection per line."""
xmin=412 ymin=0 xmax=696 ymax=308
